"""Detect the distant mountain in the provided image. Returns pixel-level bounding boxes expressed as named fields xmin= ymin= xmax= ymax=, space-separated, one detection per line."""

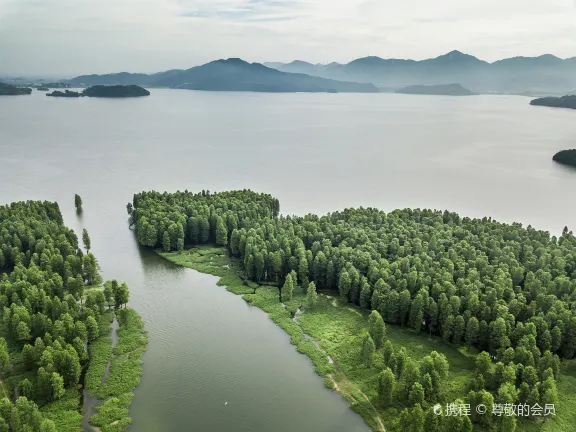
xmin=67 ymin=59 xmax=378 ymax=93
xmin=0 ymin=82 xmax=32 ymax=96
xmin=267 ymin=50 xmax=576 ymax=94
xmin=396 ymin=83 xmax=475 ymax=96
xmin=530 ymin=95 xmax=576 ymax=110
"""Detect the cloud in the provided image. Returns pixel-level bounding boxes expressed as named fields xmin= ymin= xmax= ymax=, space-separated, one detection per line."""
xmin=177 ymin=0 xmax=303 ymax=22
xmin=1 ymin=0 xmax=576 ymax=76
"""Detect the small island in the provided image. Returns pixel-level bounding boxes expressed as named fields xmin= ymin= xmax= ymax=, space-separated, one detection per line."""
xmin=37 ymin=86 xmax=50 ymax=91
xmin=396 ymin=83 xmax=475 ymax=96
xmin=83 ymin=85 xmax=150 ymax=98
xmin=553 ymin=149 xmax=576 ymax=167
xmin=530 ymin=95 xmax=576 ymax=110
xmin=47 ymin=90 xmax=82 ymax=97
xmin=0 ymin=82 xmax=32 ymax=96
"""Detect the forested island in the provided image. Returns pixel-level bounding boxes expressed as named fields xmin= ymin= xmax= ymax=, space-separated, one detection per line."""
xmin=46 ymin=85 xmax=150 ymax=99
xmin=0 ymin=201 xmax=146 ymax=431
xmin=83 ymin=85 xmax=150 ymax=98
xmin=396 ymin=83 xmax=475 ymax=96
xmin=47 ymin=90 xmax=82 ymax=97
xmin=530 ymin=95 xmax=576 ymax=110
xmin=552 ymin=149 xmax=576 ymax=167
xmin=36 ymin=87 xmax=49 ymax=91
xmin=129 ymin=189 xmax=574 ymax=432
xmin=0 ymin=82 xmax=32 ymax=95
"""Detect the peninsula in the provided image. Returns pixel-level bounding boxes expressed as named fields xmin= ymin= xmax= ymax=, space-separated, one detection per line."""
xmin=396 ymin=83 xmax=475 ymax=96
xmin=530 ymin=95 xmax=576 ymax=110
xmin=0 ymin=82 xmax=32 ymax=95
xmin=553 ymin=149 xmax=576 ymax=167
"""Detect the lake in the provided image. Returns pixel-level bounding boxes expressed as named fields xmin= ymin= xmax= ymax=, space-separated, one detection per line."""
xmin=1 ymin=89 xmax=575 ymax=431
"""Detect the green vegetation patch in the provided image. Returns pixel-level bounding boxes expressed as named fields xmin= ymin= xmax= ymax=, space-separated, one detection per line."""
xmin=90 ymin=308 xmax=147 ymax=431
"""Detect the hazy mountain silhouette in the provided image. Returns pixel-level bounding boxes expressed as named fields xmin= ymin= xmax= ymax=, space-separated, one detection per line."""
xmin=67 ymin=59 xmax=377 ymax=93
xmin=264 ymin=50 xmax=576 ymax=94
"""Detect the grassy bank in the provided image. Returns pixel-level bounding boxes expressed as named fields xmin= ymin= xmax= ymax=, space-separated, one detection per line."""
xmin=159 ymin=245 xmax=572 ymax=432
xmin=87 ymin=308 xmax=148 ymax=432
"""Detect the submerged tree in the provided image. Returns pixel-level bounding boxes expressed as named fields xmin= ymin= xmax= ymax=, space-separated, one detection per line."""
xmin=74 ymin=194 xmax=82 ymax=211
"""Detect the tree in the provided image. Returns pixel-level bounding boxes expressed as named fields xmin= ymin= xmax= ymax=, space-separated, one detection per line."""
xmin=476 ymin=351 xmax=492 ymax=377
xmin=453 ymin=315 xmax=465 ymax=345
xmin=50 ymin=372 xmax=65 ymax=400
xmin=409 ymin=382 xmax=425 ymax=406
xmin=282 ymin=273 xmax=294 ymax=302
xmin=360 ymin=334 xmax=375 ymax=366
xmin=0 ymin=338 xmax=9 ymax=375
xmin=74 ymin=194 xmax=82 ymax=211
xmin=114 ymin=282 xmax=130 ymax=309
xmin=86 ymin=316 xmax=99 ymax=341
xmin=466 ymin=316 xmax=479 ymax=347
xmin=378 ymin=368 xmax=395 ymax=406
xmin=162 ymin=231 xmax=171 ymax=252
xmin=306 ymin=282 xmax=318 ymax=308
xmin=82 ymin=229 xmax=91 ymax=253
xmin=216 ymin=217 xmax=228 ymax=246
xmin=368 ymin=310 xmax=386 ymax=349
xmin=17 ymin=379 xmax=33 ymax=399
xmin=21 ymin=344 xmax=35 ymax=369
xmin=501 ymin=415 xmax=517 ymax=432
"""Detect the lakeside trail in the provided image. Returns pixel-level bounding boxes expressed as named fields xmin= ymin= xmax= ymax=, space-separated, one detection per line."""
xmin=327 ymin=365 xmax=386 ymax=432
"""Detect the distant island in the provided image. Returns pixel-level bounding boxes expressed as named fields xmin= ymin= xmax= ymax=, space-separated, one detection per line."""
xmin=46 ymin=85 xmax=150 ymax=98
xmin=83 ymin=84 xmax=150 ymax=97
xmin=66 ymin=59 xmax=378 ymax=93
xmin=396 ymin=83 xmax=475 ymax=96
xmin=553 ymin=149 xmax=576 ymax=167
xmin=0 ymin=82 xmax=32 ymax=95
xmin=47 ymin=90 xmax=82 ymax=97
xmin=37 ymin=87 xmax=50 ymax=91
xmin=530 ymin=95 xmax=576 ymax=110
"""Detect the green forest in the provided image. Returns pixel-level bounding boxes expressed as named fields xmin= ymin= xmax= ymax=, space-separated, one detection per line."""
xmin=0 ymin=200 xmax=145 ymax=431
xmin=131 ymin=189 xmax=576 ymax=432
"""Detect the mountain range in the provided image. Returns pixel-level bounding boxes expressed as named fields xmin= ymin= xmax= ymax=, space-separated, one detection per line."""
xmin=264 ymin=51 xmax=576 ymax=94
xmin=65 ymin=51 xmax=576 ymax=95
xmin=67 ymin=58 xmax=377 ymax=93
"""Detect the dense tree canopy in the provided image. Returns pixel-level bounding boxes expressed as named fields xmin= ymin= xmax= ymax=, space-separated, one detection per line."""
xmin=0 ymin=200 xmax=131 ymax=430
xmin=133 ymin=189 xmax=576 ymax=428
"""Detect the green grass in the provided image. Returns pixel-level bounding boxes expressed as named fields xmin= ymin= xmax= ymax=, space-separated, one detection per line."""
xmin=90 ymin=308 xmax=148 ymax=432
xmin=40 ymin=387 xmax=83 ymax=432
xmin=90 ymin=393 xmax=133 ymax=432
xmin=85 ymin=310 xmax=114 ymax=396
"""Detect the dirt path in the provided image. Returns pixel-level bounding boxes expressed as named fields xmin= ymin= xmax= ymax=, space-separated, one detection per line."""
xmin=327 ymin=368 xmax=386 ymax=432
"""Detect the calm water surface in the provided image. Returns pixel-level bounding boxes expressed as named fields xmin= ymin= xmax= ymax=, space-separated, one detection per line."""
xmin=1 ymin=89 xmax=575 ymax=431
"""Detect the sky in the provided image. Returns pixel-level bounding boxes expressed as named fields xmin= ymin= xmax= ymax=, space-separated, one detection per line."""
xmin=1 ymin=0 xmax=576 ymax=77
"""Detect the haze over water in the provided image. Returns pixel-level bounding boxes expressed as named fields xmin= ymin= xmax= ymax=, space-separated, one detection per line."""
xmin=0 ymin=89 xmax=574 ymax=431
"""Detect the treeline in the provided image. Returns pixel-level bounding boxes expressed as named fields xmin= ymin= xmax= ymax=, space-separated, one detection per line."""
xmin=0 ymin=200 xmax=130 ymax=431
xmin=132 ymin=189 xmax=574 ymax=427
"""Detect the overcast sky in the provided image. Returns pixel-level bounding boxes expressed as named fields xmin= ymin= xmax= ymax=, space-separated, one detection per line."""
xmin=1 ymin=0 xmax=576 ymax=77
